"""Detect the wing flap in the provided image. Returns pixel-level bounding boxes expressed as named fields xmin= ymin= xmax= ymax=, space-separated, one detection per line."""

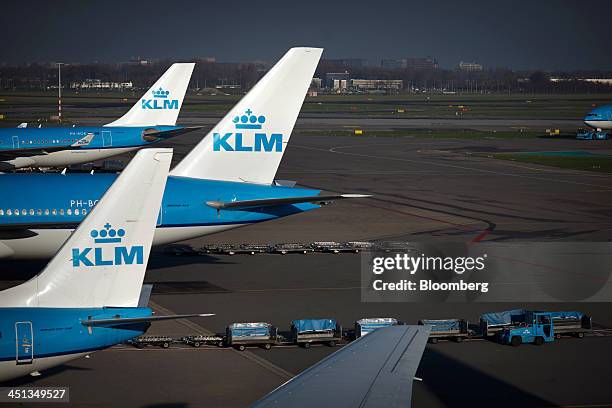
xmin=251 ymin=325 xmax=430 ymax=408
xmin=206 ymin=194 xmax=370 ymax=211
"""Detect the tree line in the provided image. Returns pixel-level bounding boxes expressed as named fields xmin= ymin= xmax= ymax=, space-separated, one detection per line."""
xmin=0 ymin=59 xmax=611 ymax=94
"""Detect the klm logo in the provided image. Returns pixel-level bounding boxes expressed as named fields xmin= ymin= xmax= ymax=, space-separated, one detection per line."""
xmin=141 ymin=87 xmax=179 ymax=110
xmin=213 ymin=109 xmax=283 ymax=152
xmin=72 ymin=223 xmax=143 ymax=267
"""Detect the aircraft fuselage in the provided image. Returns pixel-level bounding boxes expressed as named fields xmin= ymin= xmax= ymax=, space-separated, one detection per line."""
xmin=0 ymin=173 xmax=320 ymax=259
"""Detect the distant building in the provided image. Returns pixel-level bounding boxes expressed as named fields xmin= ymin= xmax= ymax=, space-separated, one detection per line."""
xmin=550 ymin=78 xmax=612 ymax=85
xmin=311 ymin=77 xmax=323 ymax=89
xmin=405 ymin=57 xmax=438 ymax=70
xmin=351 ymin=79 xmax=403 ymax=91
xmin=325 ymin=72 xmax=350 ymax=89
xmin=327 ymin=58 xmax=368 ymax=68
xmin=458 ymin=61 xmax=483 ymax=72
xmin=120 ymin=57 xmax=158 ymax=66
xmin=71 ymin=79 xmax=133 ymax=90
xmin=381 ymin=59 xmax=407 ymax=69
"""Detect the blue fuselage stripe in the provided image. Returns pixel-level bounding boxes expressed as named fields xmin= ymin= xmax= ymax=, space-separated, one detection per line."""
xmin=0 ymin=307 xmax=151 ymax=362
xmin=0 ymin=125 xmax=181 ymax=152
xmin=0 ymin=175 xmax=321 ymax=229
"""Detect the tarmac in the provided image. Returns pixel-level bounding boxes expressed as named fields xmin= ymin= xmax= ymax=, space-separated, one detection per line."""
xmin=1 ymin=113 xmax=612 ymax=407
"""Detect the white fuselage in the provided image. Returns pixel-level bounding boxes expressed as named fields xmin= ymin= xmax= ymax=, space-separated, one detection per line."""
xmin=584 ymin=120 xmax=612 ymax=131
xmin=0 ymin=224 xmax=244 ymax=259
xmin=0 ymin=352 xmax=88 ymax=383
xmin=6 ymin=147 xmax=138 ymax=169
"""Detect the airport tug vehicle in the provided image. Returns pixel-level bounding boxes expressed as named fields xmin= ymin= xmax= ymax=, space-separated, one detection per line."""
xmin=500 ymin=311 xmax=555 ymax=346
xmin=576 ymin=128 xmax=609 ymax=140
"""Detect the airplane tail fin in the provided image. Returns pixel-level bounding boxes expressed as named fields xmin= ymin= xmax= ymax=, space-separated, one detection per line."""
xmin=0 ymin=148 xmax=172 ymax=308
xmin=105 ymin=63 xmax=195 ymax=127
xmin=170 ymin=47 xmax=323 ymax=184
xmin=71 ymin=132 xmax=95 ymax=147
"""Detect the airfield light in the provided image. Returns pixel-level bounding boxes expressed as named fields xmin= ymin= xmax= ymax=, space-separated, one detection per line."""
xmin=57 ymin=63 xmax=67 ymax=122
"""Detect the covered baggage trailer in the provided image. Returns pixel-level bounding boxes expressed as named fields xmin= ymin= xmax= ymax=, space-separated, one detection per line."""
xmin=355 ymin=318 xmax=399 ymax=339
xmin=291 ymin=319 xmax=342 ymax=348
xmin=226 ymin=322 xmax=278 ymax=351
xmin=419 ymin=319 xmax=469 ymax=343
xmin=549 ymin=311 xmax=592 ymax=338
xmin=480 ymin=309 xmax=526 ymax=338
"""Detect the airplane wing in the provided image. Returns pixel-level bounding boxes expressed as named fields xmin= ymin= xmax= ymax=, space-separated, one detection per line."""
xmin=206 ymin=194 xmax=370 ymax=211
xmin=0 ymin=221 xmax=80 ymax=231
xmin=80 ymin=313 xmax=214 ymax=327
xmin=142 ymin=126 xmax=203 ymax=141
xmin=251 ymin=325 xmax=431 ymax=408
xmin=0 ymin=146 xmax=69 ymax=160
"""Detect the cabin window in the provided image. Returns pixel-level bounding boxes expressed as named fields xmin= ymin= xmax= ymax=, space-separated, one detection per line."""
xmin=37 ymin=209 xmax=42 ymax=216
xmin=52 ymin=209 xmax=57 ymax=216
xmin=82 ymin=209 xmax=87 ymax=216
xmin=0 ymin=210 xmax=3 ymax=216
xmin=59 ymin=209 xmax=65 ymax=216
xmin=21 ymin=209 xmax=26 ymax=216
xmin=67 ymin=209 xmax=72 ymax=216
xmin=29 ymin=209 xmax=34 ymax=216
xmin=74 ymin=209 xmax=80 ymax=216
xmin=6 ymin=209 xmax=12 ymax=216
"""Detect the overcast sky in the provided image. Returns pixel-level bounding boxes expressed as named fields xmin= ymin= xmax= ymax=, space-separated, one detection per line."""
xmin=1 ymin=0 xmax=611 ymax=70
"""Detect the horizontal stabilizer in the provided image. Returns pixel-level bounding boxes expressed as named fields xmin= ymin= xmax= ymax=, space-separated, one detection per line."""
xmin=274 ymin=180 xmax=297 ymax=188
xmin=81 ymin=313 xmax=214 ymax=327
xmin=142 ymin=126 xmax=202 ymax=141
xmin=206 ymin=194 xmax=370 ymax=211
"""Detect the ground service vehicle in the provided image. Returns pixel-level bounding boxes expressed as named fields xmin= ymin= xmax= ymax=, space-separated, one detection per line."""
xmin=291 ymin=319 xmax=342 ymax=348
xmin=419 ymin=319 xmax=470 ymax=343
xmin=500 ymin=311 xmax=555 ymax=346
xmin=354 ymin=318 xmax=399 ymax=338
xmin=577 ymin=128 xmax=609 ymax=140
xmin=226 ymin=322 xmax=278 ymax=351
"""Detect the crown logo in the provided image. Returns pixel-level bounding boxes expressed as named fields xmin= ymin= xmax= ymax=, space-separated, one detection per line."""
xmin=90 ymin=223 xmax=125 ymax=244
xmin=152 ymin=87 xmax=170 ymax=98
xmin=232 ymin=109 xmax=266 ymax=129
